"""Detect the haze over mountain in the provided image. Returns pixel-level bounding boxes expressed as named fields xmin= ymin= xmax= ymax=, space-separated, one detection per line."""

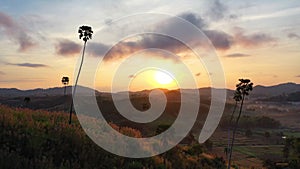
xmin=0 ymin=86 xmax=100 ymax=97
xmin=0 ymin=82 xmax=299 ymax=99
xmin=252 ymin=82 xmax=300 ymax=97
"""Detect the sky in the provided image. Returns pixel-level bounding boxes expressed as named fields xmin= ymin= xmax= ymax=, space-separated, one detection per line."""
xmin=0 ymin=0 xmax=300 ymax=91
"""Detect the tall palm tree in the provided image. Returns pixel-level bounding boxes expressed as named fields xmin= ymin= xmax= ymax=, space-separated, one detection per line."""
xmin=61 ymin=76 xmax=69 ymax=96
xmin=227 ymin=79 xmax=253 ymax=169
xmin=226 ymin=89 xmax=242 ymax=159
xmin=69 ymin=25 xmax=93 ymax=124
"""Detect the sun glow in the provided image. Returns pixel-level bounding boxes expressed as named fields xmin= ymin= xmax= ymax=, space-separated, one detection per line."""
xmin=154 ymin=71 xmax=174 ymax=85
xmin=127 ymin=69 xmax=177 ymax=91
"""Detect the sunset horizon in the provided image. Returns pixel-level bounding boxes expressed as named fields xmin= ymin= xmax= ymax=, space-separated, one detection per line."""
xmin=1 ymin=1 xmax=300 ymax=168
xmin=1 ymin=1 xmax=300 ymax=91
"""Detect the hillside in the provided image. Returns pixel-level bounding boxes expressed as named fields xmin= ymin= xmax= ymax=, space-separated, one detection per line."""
xmin=259 ymin=91 xmax=300 ymax=102
xmin=0 ymin=86 xmax=100 ymax=97
xmin=0 ymin=105 xmax=226 ymax=169
xmin=252 ymin=82 xmax=300 ymax=97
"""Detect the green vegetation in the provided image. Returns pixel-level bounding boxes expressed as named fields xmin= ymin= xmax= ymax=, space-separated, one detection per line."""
xmin=0 ymin=105 xmax=226 ymax=169
xmin=221 ymin=115 xmax=281 ymax=129
xmin=263 ymin=137 xmax=300 ymax=169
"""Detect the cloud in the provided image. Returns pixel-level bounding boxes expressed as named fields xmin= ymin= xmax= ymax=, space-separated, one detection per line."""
xmin=288 ymin=33 xmax=300 ymax=40
xmin=296 ymin=75 xmax=300 ymax=78
xmin=0 ymin=11 xmax=36 ymax=52
xmin=179 ymin=12 xmax=207 ymax=29
xmin=87 ymin=42 xmax=112 ymax=57
xmin=136 ymin=34 xmax=187 ymax=55
xmin=7 ymin=62 xmax=49 ymax=68
xmin=56 ymin=39 xmax=81 ymax=56
xmin=205 ymin=0 xmax=228 ymax=21
xmin=88 ymin=34 xmax=185 ymax=62
xmin=225 ymin=53 xmax=250 ymax=57
xmin=233 ymin=27 xmax=276 ymax=47
xmin=55 ymin=36 xmax=182 ymax=62
xmin=179 ymin=12 xmax=234 ymax=50
xmin=204 ymin=30 xmax=233 ymax=50
xmin=179 ymin=13 xmax=274 ymax=50
xmin=0 ymin=71 xmax=5 ymax=75
xmin=128 ymin=74 xmax=135 ymax=78
xmin=229 ymin=14 xmax=238 ymax=19
xmin=56 ymin=12 xmax=274 ymax=62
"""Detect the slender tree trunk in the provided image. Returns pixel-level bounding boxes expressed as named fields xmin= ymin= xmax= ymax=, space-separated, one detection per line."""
xmin=229 ymin=101 xmax=238 ymax=123
xmin=227 ymin=94 xmax=245 ymax=169
xmin=227 ymin=101 xmax=238 ymax=161
xmin=64 ymin=85 xmax=67 ymax=96
xmin=69 ymin=41 xmax=87 ymax=124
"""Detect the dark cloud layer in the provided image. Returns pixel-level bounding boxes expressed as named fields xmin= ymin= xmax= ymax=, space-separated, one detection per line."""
xmin=7 ymin=62 xmax=48 ymax=68
xmin=225 ymin=53 xmax=250 ymax=58
xmin=180 ymin=13 xmax=275 ymax=50
xmin=87 ymin=35 xmax=186 ymax=62
xmin=204 ymin=30 xmax=233 ymax=50
xmin=178 ymin=12 xmax=234 ymax=50
xmin=55 ymin=12 xmax=276 ymax=61
xmin=179 ymin=12 xmax=207 ymax=29
xmin=0 ymin=12 xmax=36 ymax=52
xmin=56 ymin=39 xmax=81 ymax=56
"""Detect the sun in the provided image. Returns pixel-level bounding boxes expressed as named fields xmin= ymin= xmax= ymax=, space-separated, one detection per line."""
xmin=154 ymin=71 xmax=174 ymax=85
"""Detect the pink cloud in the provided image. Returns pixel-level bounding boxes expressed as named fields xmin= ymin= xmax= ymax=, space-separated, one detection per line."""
xmin=55 ymin=39 xmax=81 ymax=56
xmin=0 ymin=12 xmax=36 ymax=52
xmin=233 ymin=27 xmax=276 ymax=47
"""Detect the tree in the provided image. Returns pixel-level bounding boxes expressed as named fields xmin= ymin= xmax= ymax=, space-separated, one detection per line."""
xmin=24 ymin=97 xmax=30 ymax=107
xmin=227 ymin=79 xmax=253 ymax=169
xmin=69 ymin=25 xmax=93 ymax=124
xmin=227 ymin=88 xmax=242 ymax=160
xmin=61 ymin=76 xmax=69 ymax=96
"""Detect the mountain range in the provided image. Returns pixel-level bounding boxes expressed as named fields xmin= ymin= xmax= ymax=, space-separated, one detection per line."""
xmin=0 ymin=82 xmax=299 ymax=99
xmin=251 ymin=82 xmax=300 ymax=97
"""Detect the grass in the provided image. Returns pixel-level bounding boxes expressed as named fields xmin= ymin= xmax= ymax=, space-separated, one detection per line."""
xmin=233 ymin=145 xmax=283 ymax=160
xmin=0 ymin=105 xmax=227 ymax=169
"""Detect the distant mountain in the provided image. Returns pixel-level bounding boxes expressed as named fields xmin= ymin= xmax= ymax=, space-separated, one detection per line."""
xmin=0 ymin=86 xmax=99 ymax=97
xmin=260 ymin=91 xmax=300 ymax=102
xmin=0 ymin=82 xmax=299 ymax=99
xmin=252 ymin=82 xmax=300 ymax=97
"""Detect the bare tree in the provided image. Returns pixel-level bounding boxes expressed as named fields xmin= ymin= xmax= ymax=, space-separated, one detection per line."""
xmin=228 ymin=79 xmax=253 ymax=169
xmin=69 ymin=25 xmax=93 ymax=124
xmin=61 ymin=76 xmax=69 ymax=96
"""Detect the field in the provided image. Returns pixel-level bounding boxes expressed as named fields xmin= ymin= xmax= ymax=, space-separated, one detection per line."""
xmin=0 ymin=87 xmax=300 ymax=168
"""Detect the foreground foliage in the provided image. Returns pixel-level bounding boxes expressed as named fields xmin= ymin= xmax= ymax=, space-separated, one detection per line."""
xmin=0 ymin=105 xmax=225 ymax=169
